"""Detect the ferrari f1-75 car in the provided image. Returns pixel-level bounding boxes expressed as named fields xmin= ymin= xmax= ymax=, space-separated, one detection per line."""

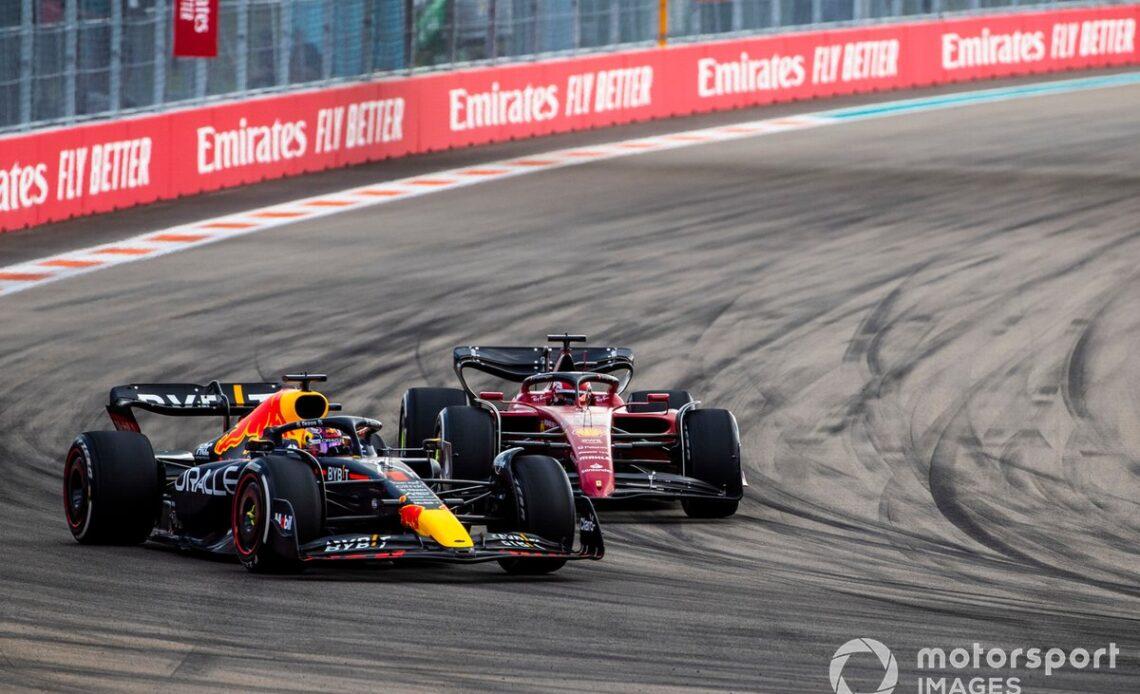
xmin=63 ymin=374 xmax=603 ymax=574
xmin=398 ymin=335 xmax=744 ymax=518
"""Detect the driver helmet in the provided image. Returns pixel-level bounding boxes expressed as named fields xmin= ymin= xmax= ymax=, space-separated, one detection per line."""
xmin=302 ymin=427 xmax=351 ymax=457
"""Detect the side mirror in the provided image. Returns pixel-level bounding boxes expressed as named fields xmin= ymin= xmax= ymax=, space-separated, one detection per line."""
xmin=648 ymin=393 xmax=671 ymax=403
xmin=479 ymin=391 xmax=504 ymax=401
xmin=246 ymin=437 xmax=274 ymax=453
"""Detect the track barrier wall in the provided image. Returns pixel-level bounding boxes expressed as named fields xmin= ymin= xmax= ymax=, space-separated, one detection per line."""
xmin=0 ymin=4 xmax=1136 ymax=233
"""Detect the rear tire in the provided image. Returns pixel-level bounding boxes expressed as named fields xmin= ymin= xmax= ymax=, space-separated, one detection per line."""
xmin=437 ymin=406 xmax=496 ymax=481
xmin=627 ymin=389 xmax=692 ymax=413
xmin=498 ymin=455 xmax=576 ymax=575
xmin=64 ymin=431 xmax=161 ymax=545
xmin=398 ymin=387 xmax=467 ymax=450
xmin=232 ymin=455 xmax=322 ymax=574
xmin=680 ymin=409 xmax=742 ymax=519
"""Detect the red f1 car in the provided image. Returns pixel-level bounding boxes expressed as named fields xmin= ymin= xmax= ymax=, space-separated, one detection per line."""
xmin=398 ymin=335 xmax=744 ymax=518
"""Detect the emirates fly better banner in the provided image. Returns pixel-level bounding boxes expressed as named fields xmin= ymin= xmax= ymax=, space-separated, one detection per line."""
xmin=1 ymin=5 xmax=1137 ymax=232
xmin=173 ymin=0 xmax=219 ymax=57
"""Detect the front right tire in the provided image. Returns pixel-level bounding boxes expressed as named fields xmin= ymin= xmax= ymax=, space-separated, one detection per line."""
xmin=498 ymin=455 xmax=576 ymax=575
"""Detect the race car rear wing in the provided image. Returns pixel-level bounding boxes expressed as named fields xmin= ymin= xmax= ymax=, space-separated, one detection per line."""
xmin=106 ymin=382 xmax=282 ymax=432
xmin=453 ymin=345 xmax=634 ymax=391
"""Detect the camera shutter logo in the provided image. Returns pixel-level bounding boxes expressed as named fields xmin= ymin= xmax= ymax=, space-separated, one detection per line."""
xmin=830 ymin=638 xmax=898 ymax=694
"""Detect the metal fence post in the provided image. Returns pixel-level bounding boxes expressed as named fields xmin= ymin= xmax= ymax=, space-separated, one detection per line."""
xmin=279 ymin=0 xmax=292 ymax=86
xmin=236 ymin=0 xmax=248 ymax=91
xmin=530 ymin=0 xmax=540 ymax=53
xmin=486 ymin=0 xmax=497 ymax=59
xmin=362 ymin=0 xmax=374 ymax=73
xmin=110 ymin=0 xmax=122 ymax=111
xmin=404 ymin=0 xmax=414 ymax=69
xmin=732 ymin=0 xmax=743 ymax=31
xmin=770 ymin=0 xmax=781 ymax=28
xmin=570 ymin=0 xmax=579 ymax=51
xmin=321 ymin=0 xmax=332 ymax=79
xmin=811 ymin=0 xmax=822 ymax=24
xmin=609 ymin=0 xmax=619 ymax=44
xmin=64 ymin=0 xmax=77 ymax=118
xmin=19 ymin=0 xmax=32 ymax=124
xmin=154 ymin=0 xmax=166 ymax=107
xmin=449 ymin=0 xmax=458 ymax=63
xmin=195 ymin=58 xmax=207 ymax=98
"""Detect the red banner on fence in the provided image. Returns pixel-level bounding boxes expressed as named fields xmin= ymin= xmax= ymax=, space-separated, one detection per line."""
xmin=173 ymin=0 xmax=219 ymax=58
xmin=2 ymin=5 xmax=1137 ymax=233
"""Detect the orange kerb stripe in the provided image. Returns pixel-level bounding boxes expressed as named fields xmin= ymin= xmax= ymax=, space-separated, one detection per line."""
xmin=39 ymin=259 xmax=104 ymax=268
xmin=201 ymin=221 xmax=257 ymax=230
xmin=460 ymin=169 xmax=509 ymax=176
xmin=0 ymin=272 xmax=52 ymax=281
xmin=150 ymin=233 xmax=209 ymax=243
xmin=407 ymin=179 xmax=456 ymax=186
xmin=253 ymin=210 xmax=308 ymax=218
xmin=305 ymin=200 xmax=355 ymax=207
xmin=358 ymin=189 xmax=405 ymax=197
xmin=96 ymin=247 xmax=152 ymax=256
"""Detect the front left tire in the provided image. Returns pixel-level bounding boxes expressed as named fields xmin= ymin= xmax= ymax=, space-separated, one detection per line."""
xmin=232 ymin=455 xmax=322 ymax=574
xmin=680 ymin=409 xmax=743 ymax=519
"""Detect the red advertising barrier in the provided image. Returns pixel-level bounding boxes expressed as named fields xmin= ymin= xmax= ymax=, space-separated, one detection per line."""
xmin=2 ymin=5 xmax=1137 ymax=233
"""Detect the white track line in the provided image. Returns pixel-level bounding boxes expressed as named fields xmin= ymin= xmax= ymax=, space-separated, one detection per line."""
xmin=2 ymin=70 xmax=1138 ymax=298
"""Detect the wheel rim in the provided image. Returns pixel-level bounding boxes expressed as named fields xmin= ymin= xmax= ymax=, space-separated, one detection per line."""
xmin=233 ymin=476 xmax=263 ymax=556
xmin=64 ymin=451 xmax=88 ymax=530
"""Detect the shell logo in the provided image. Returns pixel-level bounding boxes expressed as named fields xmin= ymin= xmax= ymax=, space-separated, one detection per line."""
xmin=574 ymin=427 xmax=605 ymax=437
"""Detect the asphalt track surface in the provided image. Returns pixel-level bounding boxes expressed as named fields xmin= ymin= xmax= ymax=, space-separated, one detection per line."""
xmin=2 ymin=73 xmax=1140 ymax=692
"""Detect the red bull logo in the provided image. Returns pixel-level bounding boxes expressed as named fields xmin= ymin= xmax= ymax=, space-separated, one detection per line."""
xmin=399 ymin=504 xmax=424 ymax=530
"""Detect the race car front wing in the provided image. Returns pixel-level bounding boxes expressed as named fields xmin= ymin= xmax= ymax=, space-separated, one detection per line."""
xmin=272 ymin=497 xmax=604 ymax=565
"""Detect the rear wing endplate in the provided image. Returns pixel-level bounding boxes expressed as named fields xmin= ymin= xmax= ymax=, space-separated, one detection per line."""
xmin=107 ymin=382 xmax=282 ymax=432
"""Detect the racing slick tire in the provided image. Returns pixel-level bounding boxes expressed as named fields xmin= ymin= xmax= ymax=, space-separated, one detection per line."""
xmin=398 ymin=387 xmax=467 ymax=450
xmin=498 ymin=455 xmax=576 ymax=575
xmin=680 ymin=409 xmax=743 ymax=519
xmin=232 ymin=455 xmax=321 ymax=574
xmin=627 ymin=389 xmax=693 ymax=412
xmin=64 ymin=431 xmax=162 ymax=545
xmin=436 ymin=406 xmax=496 ymax=481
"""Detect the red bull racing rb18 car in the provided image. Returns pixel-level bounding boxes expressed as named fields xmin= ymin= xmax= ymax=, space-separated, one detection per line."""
xmin=63 ymin=374 xmax=603 ymax=574
xmin=398 ymin=335 xmax=745 ymax=518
